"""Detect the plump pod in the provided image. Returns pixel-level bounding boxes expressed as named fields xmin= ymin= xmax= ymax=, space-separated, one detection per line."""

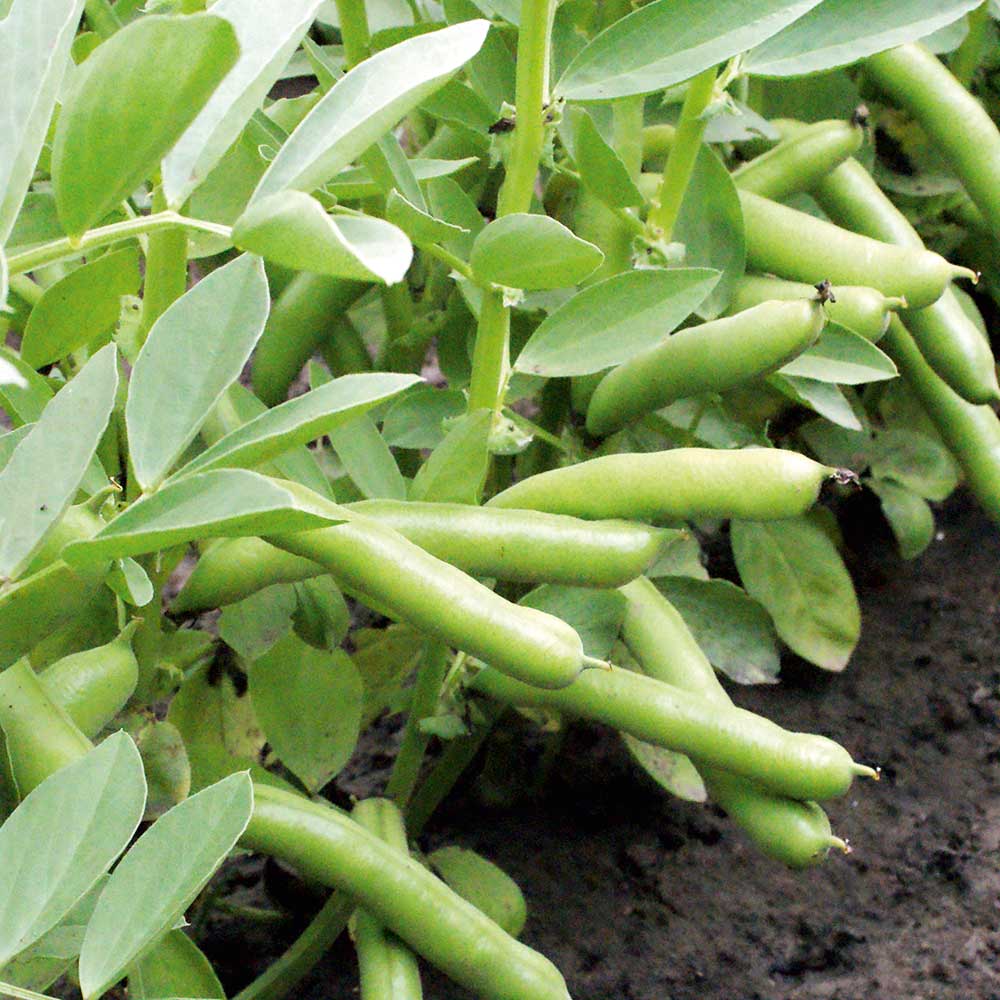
xmin=269 ymin=494 xmax=589 ymax=689
xmin=471 ymin=661 xmax=872 ymax=801
xmin=732 ymin=117 xmax=864 ymax=201
xmin=0 ymin=659 xmax=92 ymax=795
xmin=800 ymin=152 xmax=1000 ymax=404
xmin=619 ymin=577 xmax=842 ymax=868
xmin=39 ymin=621 xmax=140 ymax=737
xmin=351 ymin=798 xmax=423 ymax=1000
xmin=739 ymin=188 xmax=973 ymax=309
xmin=489 ymin=447 xmax=838 ymax=522
xmin=242 ymin=784 xmax=572 ymax=1000
xmin=586 ymin=299 xmax=825 ymax=436
xmin=865 ymin=43 xmax=1000 ymax=240
xmin=727 ymin=275 xmax=903 ymax=343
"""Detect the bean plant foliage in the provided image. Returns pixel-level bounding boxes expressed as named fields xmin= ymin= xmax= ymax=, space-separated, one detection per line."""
xmin=0 ymin=0 xmax=998 ymax=996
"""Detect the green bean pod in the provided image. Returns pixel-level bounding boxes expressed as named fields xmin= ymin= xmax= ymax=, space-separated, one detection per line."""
xmin=620 ymin=577 xmax=843 ymax=867
xmin=252 ymin=273 xmax=368 ymax=406
xmin=0 ymin=659 xmax=92 ymax=795
xmin=865 ymin=43 xmax=1000 ymax=239
xmin=39 ymin=621 xmax=140 ymax=738
xmin=471 ymin=661 xmax=872 ymax=801
xmin=883 ymin=317 xmax=1000 ymax=524
xmin=732 ymin=118 xmax=864 ymax=201
xmin=799 ymin=152 xmax=1000 ymax=404
xmin=269 ymin=498 xmax=591 ymax=689
xmin=351 ymin=799 xmax=423 ymax=1000
xmin=727 ymin=275 xmax=904 ymax=342
xmin=489 ymin=447 xmax=839 ymax=522
xmin=739 ymin=188 xmax=974 ymax=309
xmin=242 ymin=784 xmax=572 ymax=1000
xmin=586 ymin=299 xmax=826 ymax=436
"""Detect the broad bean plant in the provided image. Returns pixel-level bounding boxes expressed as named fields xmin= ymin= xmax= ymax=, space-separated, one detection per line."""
xmin=1 ymin=0 xmax=999 ymax=997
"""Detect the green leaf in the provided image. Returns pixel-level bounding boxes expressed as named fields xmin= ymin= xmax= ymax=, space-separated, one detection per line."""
xmin=745 ymin=0 xmax=981 ymax=77
xmin=0 ymin=733 xmax=146 ymax=967
xmin=0 ymin=347 xmax=52 ymax=425
xmin=162 ymin=0 xmax=323 ymax=207
xmin=20 ymin=249 xmax=141 ymax=369
xmin=178 ymin=372 xmax=420 ymax=480
xmin=329 ymin=414 xmax=407 ymax=500
xmin=62 ymin=470 xmax=345 ymax=567
xmin=0 ymin=425 xmax=29 ymax=473
xmin=253 ymin=20 xmax=489 ymax=201
xmin=622 ymin=734 xmax=707 ymax=803
xmin=249 ymin=633 xmax=363 ymax=793
xmin=556 ymin=0 xmax=822 ymax=101
xmin=233 ymin=192 xmax=412 ymax=284
xmin=470 ymin=214 xmax=603 ymax=290
xmin=653 ymin=577 xmax=780 ymax=684
xmin=568 ymin=110 xmax=643 ymax=209
xmin=129 ymin=930 xmax=224 ymax=1000
xmin=292 ymin=577 xmax=350 ymax=650
xmin=769 ymin=373 xmax=863 ymax=430
xmin=78 ymin=772 xmax=254 ymax=1000
xmin=0 ymin=0 xmax=85 ymax=243
xmin=869 ymin=477 xmax=935 ymax=560
xmin=514 ymin=268 xmax=719 ymax=376
xmin=130 ymin=720 xmax=191 ymax=820
xmin=382 ymin=387 xmax=467 ymax=449
xmin=520 ymin=585 xmax=626 ymax=660
xmin=731 ymin=516 xmax=860 ymax=671
xmin=0 ymin=344 xmax=118 ymax=580
xmin=869 ymin=428 xmax=959 ymax=501
xmin=428 ymin=847 xmax=527 ymax=937
xmin=386 ymin=190 xmax=469 ymax=247
xmin=0 ymin=248 xmax=7 ymax=312
xmin=106 ymin=558 xmax=155 ymax=608
xmin=219 ymin=585 xmax=297 ymax=661
xmin=328 ymin=158 xmax=478 ymax=201
xmin=52 ymin=14 xmax=240 ymax=237
xmin=409 ymin=409 xmax=491 ymax=504
xmin=778 ymin=323 xmax=898 ymax=384
xmin=126 ymin=254 xmax=270 ymax=492
xmin=674 ymin=146 xmax=745 ymax=319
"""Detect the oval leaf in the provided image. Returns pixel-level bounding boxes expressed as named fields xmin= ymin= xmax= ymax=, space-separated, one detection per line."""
xmin=79 ymin=772 xmax=254 ymax=1000
xmin=557 ymin=0 xmax=822 ymax=101
xmin=253 ymin=20 xmax=489 ymax=201
xmin=778 ymin=322 xmax=898 ymax=384
xmin=0 ymin=733 xmax=146 ymax=967
xmin=470 ymin=214 xmax=603 ymax=290
xmin=869 ymin=477 xmax=935 ymax=560
xmin=386 ymin=189 xmax=469 ymax=247
xmin=129 ymin=929 xmax=225 ymax=1000
xmin=21 ymin=249 xmax=141 ymax=369
xmin=622 ymin=734 xmax=707 ymax=803
xmin=731 ymin=516 xmax=860 ymax=671
xmin=162 ymin=0 xmax=323 ymax=207
xmin=571 ymin=110 xmax=643 ymax=209
xmin=745 ymin=0 xmax=981 ymax=77
xmin=177 ymin=372 xmax=421 ymax=480
xmin=62 ymin=470 xmax=345 ymax=567
xmin=0 ymin=344 xmax=118 ymax=580
xmin=514 ymin=267 xmax=719 ymax=376
xmin=126 ymin=253 xmax=270 ymax=492
xmin=249 ymin=633 xmax=363 ymax=793
xmin=233 ymin=192 xmax=412 ymax=285
xmin=52 ymin=14 xmax=240 ymax=237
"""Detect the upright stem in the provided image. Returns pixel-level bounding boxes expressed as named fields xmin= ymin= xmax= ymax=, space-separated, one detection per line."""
xmin=647 ymin=67 xmax=717 ymax=240
xmin=139 ymin=188 xmax=189 ymax=344
xmin=468 ymin=0 xmax=555 ymax=417
xmin=335 ymin=0 xmax=371 ymax=66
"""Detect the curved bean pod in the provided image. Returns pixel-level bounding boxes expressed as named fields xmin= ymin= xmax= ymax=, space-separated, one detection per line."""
xmin=739 ymin=188 xmax=974 ymax=309
xmin=620 ymin=577 xmax=843 ymax=867
xmin=727 ymin=275 xmax=903 ymax=343
xmin=489 ymin=447 xmax=840 ymax=522
xmin=470 ymin=661 xmax=873 ymax=801
xmin=242 ymin=784 xmax=572 ymax=1000
xmin=586 ymin=299 xmax=825 ymax=436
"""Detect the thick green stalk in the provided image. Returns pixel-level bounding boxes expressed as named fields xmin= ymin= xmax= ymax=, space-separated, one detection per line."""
xmin=467 ymin=289 xmax=510 ymax=414
xmin=647 ymin=67 xmax=716 ymax=239
xmin=139 ymin=188 xmax=189 ymax=343
xmin=335 ymin=0 xmax=372 ymax=65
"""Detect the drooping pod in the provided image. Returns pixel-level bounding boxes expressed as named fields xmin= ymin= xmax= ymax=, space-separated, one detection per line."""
xmin=489 ymin=447 xmax=844 ymax=523
xmin=586 ymin=298 xmax=826 ymax=437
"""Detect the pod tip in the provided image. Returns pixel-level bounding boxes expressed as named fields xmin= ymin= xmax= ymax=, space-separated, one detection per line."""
xmin=885 ymin=296 xmax=907 ymax=311
xmin=829 ymin=835 xmax=852 ymax=855
xmin=117 ymin=618 xmax=143 ymax=643
xmin=854 ymin=763 xmax=881 ymax=781
xmin=830 ymin=468 xmax=861 ymax=488
xmin=953 ymin=265 xmax=980 ymax=284
xmin=582 ymin=655 xmax=613 ymax=671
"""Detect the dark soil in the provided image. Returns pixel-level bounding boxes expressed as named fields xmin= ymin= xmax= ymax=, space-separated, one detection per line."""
xmin=199 ymin=492 xmax=1000 ymax=1000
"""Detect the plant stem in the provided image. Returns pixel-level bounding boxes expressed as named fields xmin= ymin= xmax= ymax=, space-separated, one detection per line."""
xmin=139 ymin=188 xmax=189 ymax=344
xmin=84 ymin=0 xmax=122 ymax=39
xmin=419 ymin=242 xmax=473 ymax=281
xmin=232 ymin=892 xmax=355 ymax=1000
xmin=385 ymin=640 xmax=449 ymax=806
xmin=466 ymin=288 xmax=510 ymax=413
xmin=951 ymin=2 xmax=989 ymax=87
xmin=647 ymin=67 xmax=717 ymax=240
xmin=335 ymin=0 xmax=371 ymax=66
xmin=7 ymin=213 xmax=231 ymax=277
xmin=8 ymin=274 xmax=42 ymax=307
